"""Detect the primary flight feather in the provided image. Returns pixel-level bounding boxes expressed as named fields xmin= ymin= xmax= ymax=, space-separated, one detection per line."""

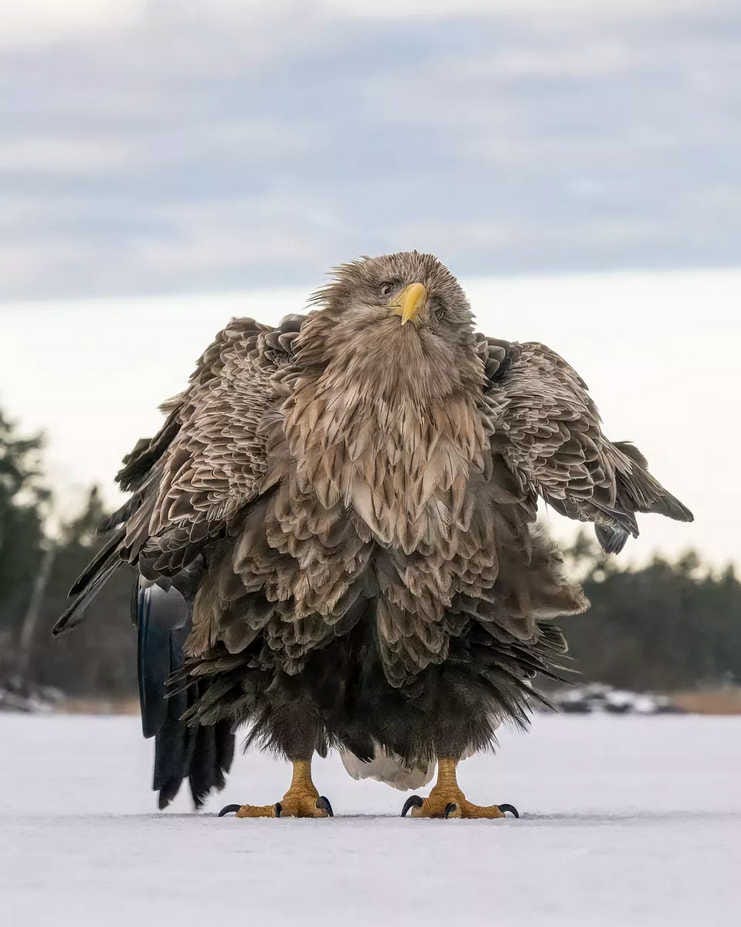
xmin=55 ymin=251 xmax=692 ymax=817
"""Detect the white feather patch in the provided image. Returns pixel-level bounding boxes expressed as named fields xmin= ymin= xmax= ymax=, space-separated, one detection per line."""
xmin=340 ymin=743 xmax=436 ymax=791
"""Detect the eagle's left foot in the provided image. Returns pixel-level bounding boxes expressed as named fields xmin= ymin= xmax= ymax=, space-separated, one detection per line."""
xmin=219 ymin=759 xmax=334 ymax=819
xmin=401 ymin=758 xmax=519 ymax=820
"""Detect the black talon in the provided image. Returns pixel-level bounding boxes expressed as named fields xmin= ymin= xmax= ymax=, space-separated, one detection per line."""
xmin=443 ymin=802 xmax=458 ymax=818
xmin=316 ymin=796 xmax=334 ymax=817
xmin=401 ymin=795 xmax=424 ymax=817
xmin=498 ymin=803 xmax=520 ymax=818
xmin=274 ymin=802 xmax=283 ymax=817
xmin=218 ymin=804 xmax=241 ymax=817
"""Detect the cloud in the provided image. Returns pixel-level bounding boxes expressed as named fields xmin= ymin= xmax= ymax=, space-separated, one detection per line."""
xmin=0 ymin=0 xmax=147 ymax=48
xmin=329 ymin=0 xmax=738 ymax=18
xmin=0 ymin=136 xmax=138 ymax=174
xmin=1 ymin=1 xmax=740 ymax=299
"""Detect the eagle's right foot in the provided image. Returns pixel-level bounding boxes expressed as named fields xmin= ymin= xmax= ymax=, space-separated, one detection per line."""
xmin=218 ymin=759 xmax=334 ymax=819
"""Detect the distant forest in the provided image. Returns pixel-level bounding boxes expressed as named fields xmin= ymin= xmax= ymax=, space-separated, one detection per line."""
xmin=1 ymin=407 xmax=739 ymax=698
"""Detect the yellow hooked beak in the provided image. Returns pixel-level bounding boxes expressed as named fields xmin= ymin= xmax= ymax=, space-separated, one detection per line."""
xmin=390 ymin=282 xmax=427 ymax=326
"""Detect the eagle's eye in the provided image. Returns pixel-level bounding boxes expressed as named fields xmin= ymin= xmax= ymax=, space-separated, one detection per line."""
xmin=431 ymin=296 xmax=448 ymax=322
xmin=379 ymin=280 xmax=397 ymax=298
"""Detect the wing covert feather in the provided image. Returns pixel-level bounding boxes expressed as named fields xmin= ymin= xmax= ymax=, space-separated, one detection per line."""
xmin=478 ymin=338 xmax=692 ymax=546
xmin=122 ymin=314 xmax=305 ymax=574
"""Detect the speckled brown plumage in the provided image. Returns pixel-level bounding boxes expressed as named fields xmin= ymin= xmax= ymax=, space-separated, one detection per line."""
xmin=56 ymin=251 xmax=692 ymax=804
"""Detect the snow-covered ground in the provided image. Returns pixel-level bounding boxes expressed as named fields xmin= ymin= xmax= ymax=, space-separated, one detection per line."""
xmin=2 ymin=713 xmax=739 ymax=926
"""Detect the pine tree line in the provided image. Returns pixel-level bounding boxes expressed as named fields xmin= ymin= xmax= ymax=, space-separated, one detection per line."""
xmin=0 ymin=411 xmax=135 ymax=697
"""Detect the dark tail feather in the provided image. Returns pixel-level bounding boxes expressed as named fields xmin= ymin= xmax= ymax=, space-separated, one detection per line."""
xmin=187 ymin=721 xmax=235 ymax=807
xmin=187 ymin=724 xmax=216 ymax=807
xmin=153 ymin=688 xmax=196 ymax=809
xmin=136 ymin=581 xmax=235 ymax=809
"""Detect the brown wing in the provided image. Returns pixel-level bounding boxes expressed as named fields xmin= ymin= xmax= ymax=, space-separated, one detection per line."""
xmin=53 ymin=313 xmax=305 ymax=635
xmin=478 ymin=337 xmax=693 ymax=552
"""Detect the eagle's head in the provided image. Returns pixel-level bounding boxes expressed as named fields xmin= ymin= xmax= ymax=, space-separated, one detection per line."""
xmin=284 ymin=252 xmax=490 ymax=529
xmin=302 ymin=251 xmax=482 ymax=406
xmin=315 ymin=250 xmax=474 ymax=340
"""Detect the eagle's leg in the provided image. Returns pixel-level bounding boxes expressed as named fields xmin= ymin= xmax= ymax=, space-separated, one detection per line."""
xmin=401 ymin=758 xmax=518 ymax=820
xmin=220 ymin=758 xmax=333 ymax=819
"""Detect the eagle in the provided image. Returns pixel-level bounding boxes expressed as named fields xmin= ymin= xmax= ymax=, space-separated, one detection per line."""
xmin=54 ymin=252 xmax=692 ymax=819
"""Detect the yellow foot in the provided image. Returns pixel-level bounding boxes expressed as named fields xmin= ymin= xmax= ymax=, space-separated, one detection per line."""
xmin=219 ymin=759 xmax=333 ymax=819
xmin=219 ymin=791 xmax=333 ymax=818
xmin=401 ymin=789 xmax=517 ymax=819
xmin=400 ymin=758 xmax=519 ymax=820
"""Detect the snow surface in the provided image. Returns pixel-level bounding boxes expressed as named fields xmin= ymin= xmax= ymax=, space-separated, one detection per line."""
xmin=2 ymin=713 xmax=739 ymax=927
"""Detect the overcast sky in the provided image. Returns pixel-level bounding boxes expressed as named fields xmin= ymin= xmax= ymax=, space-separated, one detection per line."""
xmin=2 ymin=0 xmax=741 ymax=298
xmin=1 ymin=3 xmax=738 ymax=568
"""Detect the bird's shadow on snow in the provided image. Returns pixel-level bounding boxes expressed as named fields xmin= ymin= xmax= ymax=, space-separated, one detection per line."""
xmin=187 ymin=809 xmax=741 ymax=825
xmin=10 ymin=810 xmax=740 ymax=829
